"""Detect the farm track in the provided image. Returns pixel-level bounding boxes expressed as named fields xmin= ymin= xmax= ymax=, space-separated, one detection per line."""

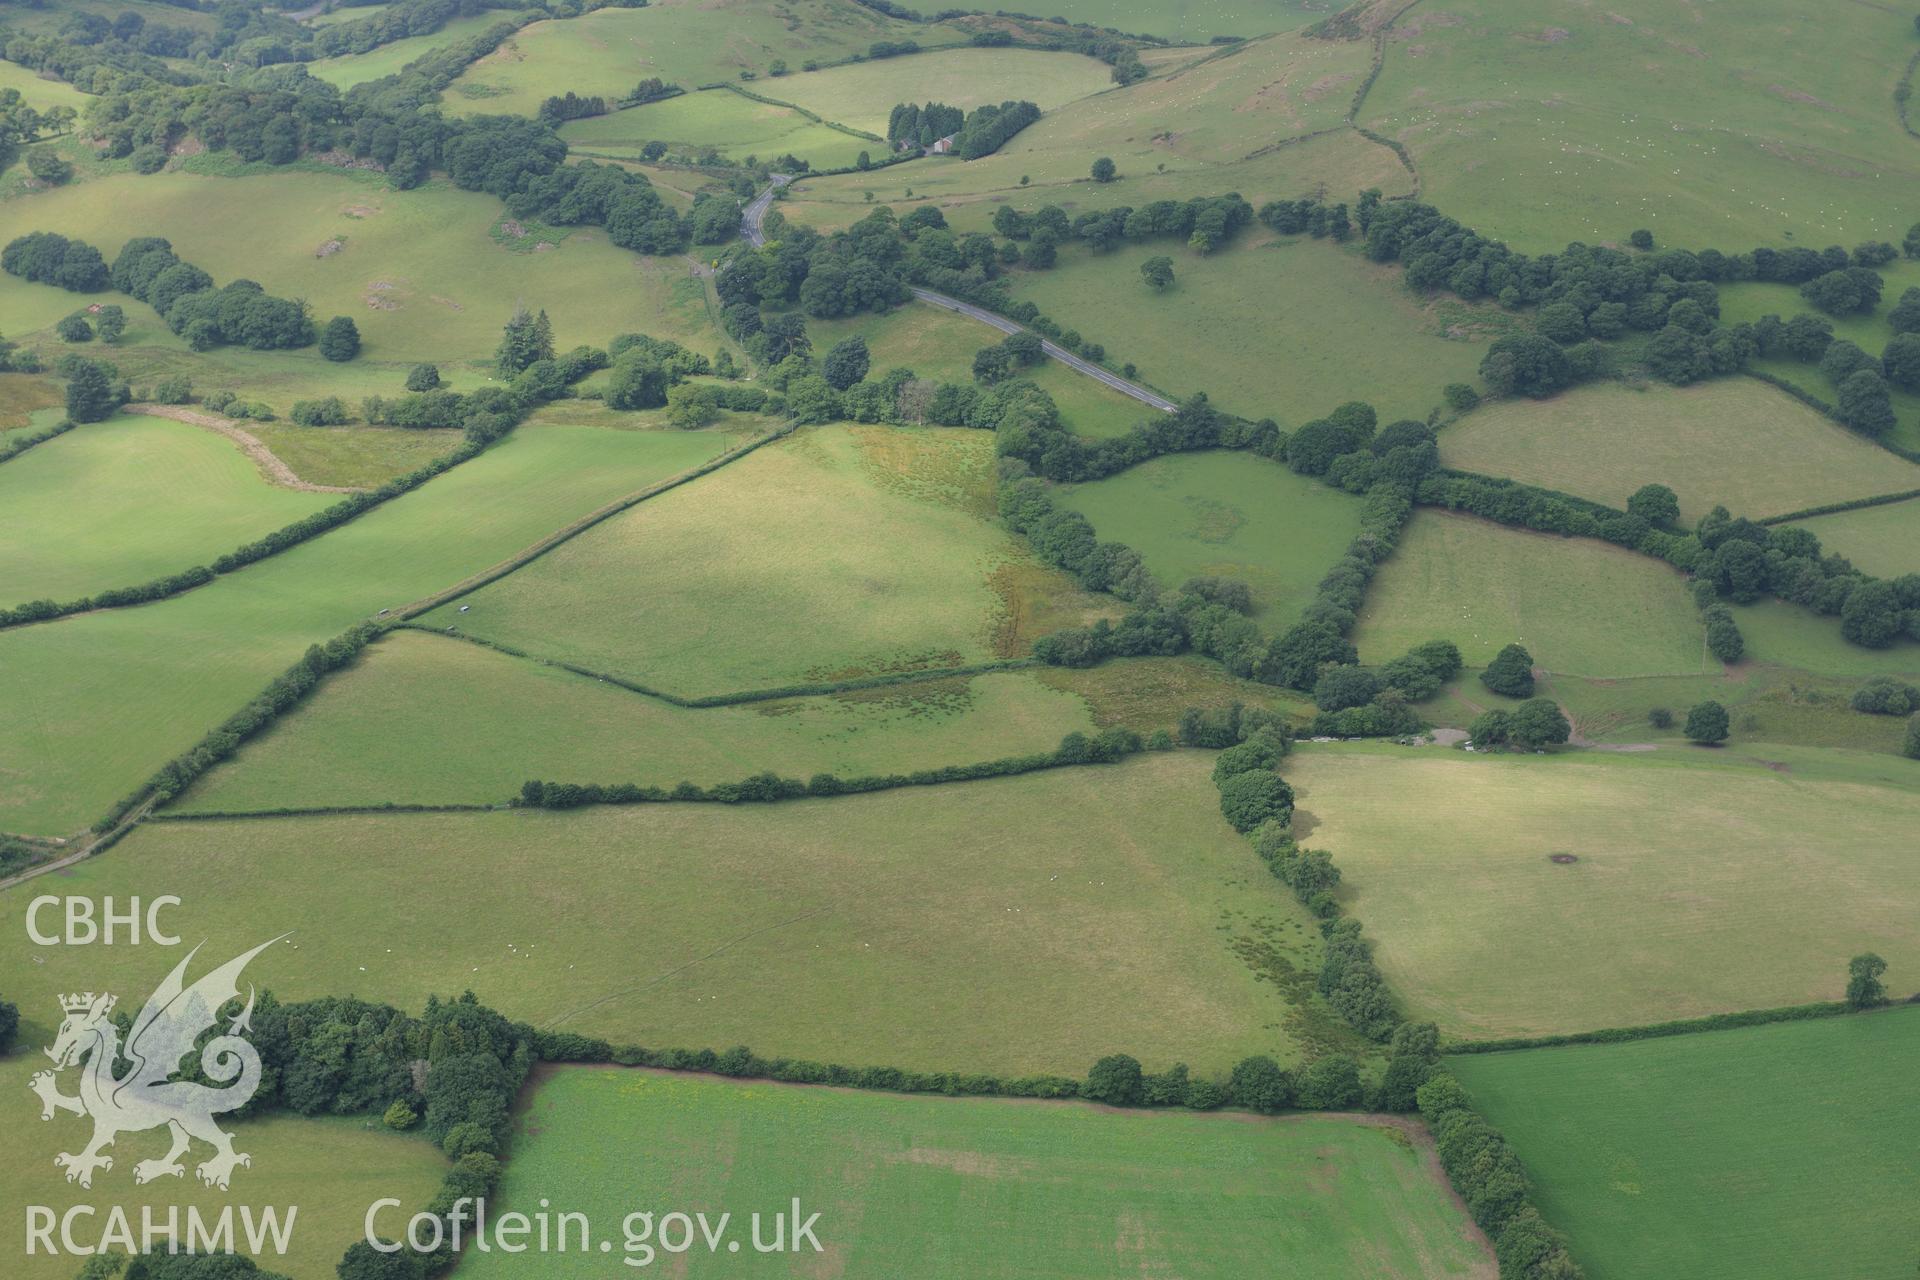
xmin=741 ymin=179 xmax=1179 ymax=414
xmin=128 ymin=403 xmax=369 ymax=494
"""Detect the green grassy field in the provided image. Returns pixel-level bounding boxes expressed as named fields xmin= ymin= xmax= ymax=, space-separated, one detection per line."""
xmin=460 ymin=1067 xmax=1494 ymax=1279
xmin=803 ymin=302 xmax=1158 ymax=438
xmin=1285 ymin=743 xmax=1920 ymax=1039
xmin=0 ymin=423 xmax=746 ymax=835
xmin=1451 ymin=1005 xmax=1920 ymax=1280
xmin=1008 ymin=235 xmax=1495 ymax=425
xmin=1056 ymin=450 xmax=1364 ymax=624
xmin=561 ymin=89 xmax=871 ymax=170
xmin=757 ymin=46 xmax=1114 ymax=137
xmin=0 ymin=58 xmax=90 ymax=113
xmin=778 ymin=32 xmax=1409 ymax=233
xmin=428 ymin=426 xmax=1107 ymax=697
xmin=0 ymin=166 xmax=720 ymax=370
xmin=1353 ymin=510 xmax=1708 ymax=677
xmin=1437 ymin=380 xmax=1920 ymax=525
xmin=0 ymin=1055 xmax=447 ymax=1280
xmin=1360 ymin=0 xmax=1920 ymax=251
xmin=0 ymin=0 xmax=214 ymax=38
xmin=1728 ymin=597 xmax=1920 ymax=679
xmin=175 ymin=628 xmax=1100 ymax=810
xmin=1007 ymin=0 xmax=1328 ymax=42
xmin=445 ymin=0 xmax=948 ymax=119
xmin=304 ymin=11 xmax=508 ymax=88
xmin=0 ymin=413 xmax=331 ymax=604
xmin=1786 ymin=497 xmax=1920 ymax=580
xmin=4 ymin=752 xmax=1367 ymax=1075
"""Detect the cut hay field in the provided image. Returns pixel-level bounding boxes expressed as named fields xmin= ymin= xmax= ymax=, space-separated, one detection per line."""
xmin=779 ymin=33 xmax=1409 ymax=232
xmin=1786 ymin=497 xmax=1920 ymax=580
xmin=428 ymin=426 xmax=1108 ymax=697
xmin=0 ymin=1054 xmax=447 ymax=1280
xmin=444 ymin=0 xmax=947 ymax=119
xmin=1352 ymin=510 xmax=1707 ymax=677
xmin=0 ymin=412 xmax=332 ymax=605
xmin=176 ymin=629 xmax=1100 ymax=811
xmin=803 ymin=302 xmax=1155 ymax=438
xmin=0 ymin=423 xmax=746 ymax=835
xmin=1437 ymin=380 xmax=1920 ymax=525
xmin=758 ymin=47 xmax=1114 ymax=137
xmin=1285 ymin=743 xmax=1920 ymax=1039
xmin=305 ymin=11 xmax=511 ymax=88
xmin=1359 ymin=0 xmax=1920 ymax=251
xmin=561 ymin=89 xmax=870 ymax=170
xmin=1057 ymin=451 xmax=1364 ymax=624
xmin=4 ymin=753 xmax=1368 ymax=1076
xmin=1452 ymin=1005 xmax=1920 ymax=1280
xmin=1008 ymin=236 xmax=1494 ymax=425
xmin=462 ymin=1068 xmax=1495 ymax=1279
xmin=0 ymin=167 xmax=719 ymax=367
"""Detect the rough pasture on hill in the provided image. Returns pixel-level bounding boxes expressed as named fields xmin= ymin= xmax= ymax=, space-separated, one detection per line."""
xmin=445 ymin=0 xmax=948 ymax=119
xmin=1353 ymin=510 xmax=1707 ymax=677
xmin=304 ymin=10 xmax=506 ymax=89
xmin=755 ymin=46 xmax=1114 ymax=138
xmin=779 ymin=31 xmax=1409 ymax=230
xmin=4 ymin=753 xmax=1369 ymax=1077
xmin=1438 ymin=380 xmax=1920 ymax=526
xmin=0 ymin=168 xmax=720 ymax=367
xmin=0 ymin=424 xmax=747 ymax=835
xmin=428 ymin=426 xmax=1109 ymax=697
xmin=464 ymin=1068 xmax=1497 ymax=1279
xmin=1360 ymin=0 xmax=1920 ymax=250
xmin=1009 ymin=0 xmax=1331 ymax=43
xmin=1285 ymin=743 xmax=1920 ymax=1039
xmin=1056 ymin=451 xmax=1366 ymax=625
xmin=1452 ymin=1006 xmax=1920 ymax=1280
xmin=176 ymin=630 xmax=1101 ymax=811
xmin=1006 ymin=235 xmax=1494 ymax=425
xmin=0 ymin=413 xmax=331 ymax=603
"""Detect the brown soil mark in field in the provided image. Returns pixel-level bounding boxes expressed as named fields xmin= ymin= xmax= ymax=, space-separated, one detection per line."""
xmin=1303 ymin=72 xmax=1359 ymax=102
xmin=1768 ymin=84 xmax=1835 ymax=109
xmin=126 ymin=403 xmax=368 ymax=494
xmin=315 ymin=237 xmax=344 ymax=258
xmin=1549 ymin=852 xmax=1579 ymax=864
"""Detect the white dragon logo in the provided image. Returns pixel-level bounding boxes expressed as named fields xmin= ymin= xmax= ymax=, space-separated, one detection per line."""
xmin=28 ymin=937 xmax=283 ymax=1190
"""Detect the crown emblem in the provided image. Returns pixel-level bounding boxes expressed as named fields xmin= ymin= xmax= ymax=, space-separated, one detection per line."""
xmin=60 ymin=992 xmax=114 ymax=1015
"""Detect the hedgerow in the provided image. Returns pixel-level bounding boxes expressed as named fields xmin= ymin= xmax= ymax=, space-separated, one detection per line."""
xmin=515 ymin=729 xmax=1149 ymax=810
xmin=1416 ymin=1073 xmax=1586 ymax=1280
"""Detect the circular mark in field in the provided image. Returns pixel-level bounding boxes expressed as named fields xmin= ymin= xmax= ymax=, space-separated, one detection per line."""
xmin=1548 ymin=853 xmax=1579 ymax=865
